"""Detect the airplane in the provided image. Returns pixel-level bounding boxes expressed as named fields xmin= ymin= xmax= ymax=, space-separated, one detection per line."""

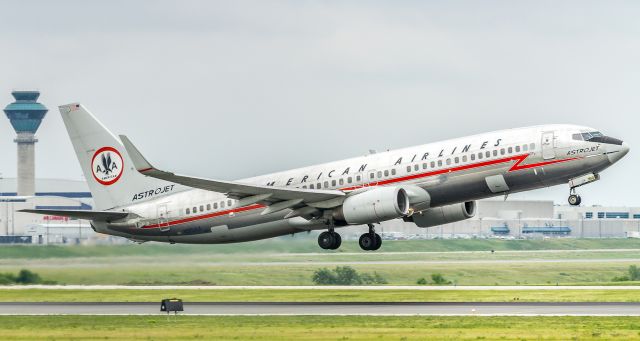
xmin=22 ymin=103 xmax=629 ymax=250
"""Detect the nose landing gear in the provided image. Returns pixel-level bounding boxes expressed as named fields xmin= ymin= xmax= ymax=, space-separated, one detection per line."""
xmin=567 ymin=173 xmax=599 ymax=206
xmin=568 ymin=189 xmax=582 ymax=206
xmin=359 ymin=224 xmax=382 ymax=251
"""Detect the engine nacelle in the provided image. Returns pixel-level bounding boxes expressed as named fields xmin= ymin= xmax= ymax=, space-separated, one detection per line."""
xmin=407 ymin=201 xmax=476 ymax=228
xmin=333 ymin=187 xmax=410 ymax=225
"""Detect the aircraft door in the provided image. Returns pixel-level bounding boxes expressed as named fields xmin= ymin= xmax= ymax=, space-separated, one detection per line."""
xmin=157 ymin=204 xmax=170 ymax=232
xmin=541 ymin=131 xmax=555 ymax=160
xmin=358 ymin=170 xmax=377 ymax=188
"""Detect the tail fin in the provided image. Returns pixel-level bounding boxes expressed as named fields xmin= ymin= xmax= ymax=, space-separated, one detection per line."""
xmin=59 ymin=103 xmax=179 ymax=210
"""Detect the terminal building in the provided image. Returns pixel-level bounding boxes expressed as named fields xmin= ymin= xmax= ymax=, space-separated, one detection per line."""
xmin=356 ymin=200 xmax=640 ymax=240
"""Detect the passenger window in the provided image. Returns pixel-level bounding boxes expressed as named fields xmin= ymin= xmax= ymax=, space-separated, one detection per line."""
xmin=302 ymin=185 xmax=307 ymax=189
xmin=377 ymin=171 xmax=382 ymax=178
xmin=438 ymin=160 xmax=443 ymax=167
xmin=485 ymin=151 xmax=490 ymax=158
xmin=228 ymin=200 xmax=233 ymax=207
xmin=515 ymin=146 xmax=521 ymax=152
xmin=414 ymin=164 xmax=419 ymax=171
xmin=508 ymin=147 xmax=513 ymax=154
xmin=454 ymin=157 xmax=459 ymax=163
xmin=310 ymin=184 xmax=314 ymax=189
xmin=207 ymin=204 xmax=211 ymax=210
xmin=339 ymin=179 xmax=344 ymax=185
xmin=384 ymin=170 xmax=389 ymax=177
xmin=332 ymin=179 xmax=336 ymax=186
xmin=500 ymin=148 xmax=505 ymax=155
xmin=493 ymin=150 xmax=498 ymax=156
xmin=221 ymin=201 xmax=225 ymax=208
xmin=462 ymin=155 xmax=467 ymax=162
xmin=324 ymin=181 xmax=329 ymax=188
xmin=317 ymin=183 xmax=321 ymax=189
xmin=422 ymin=163 xmax=427 ymax=169
xmin=214 ymin=203 xmax=218 ymax=209
xmin=193 ymin=207 xmax=197 ymax=213
xmin=478 ymin=153 xmax=483 ymax=159
xmin=356 ymin=175 xmax=361 ymax=182
xmin=200 ymin=205 xmax=204 ymax=212
xmin=186 ymin=208 xmax=190 ymax=215
xmin=406 ymin=166 xmax=411 ymax=172
xmin=523 ymin=144 xmax=528 ymax=151
xmin=471 ymin=154 xmax=476 ymax=161
xmin=391 ymin=169 xmax=396 ymax=175
xmin=347 ymin=177 xmax=353 ymax=183
xmin=446 ymin=158 xmax=451 ymax=165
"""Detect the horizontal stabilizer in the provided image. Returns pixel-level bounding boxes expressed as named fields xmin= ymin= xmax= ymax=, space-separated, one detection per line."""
xmin=19 ymin=209 xmax=130 ymax=222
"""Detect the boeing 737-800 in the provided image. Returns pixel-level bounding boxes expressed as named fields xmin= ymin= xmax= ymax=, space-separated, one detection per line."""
xmin=22 ymin=104 xmax=629 ymax=250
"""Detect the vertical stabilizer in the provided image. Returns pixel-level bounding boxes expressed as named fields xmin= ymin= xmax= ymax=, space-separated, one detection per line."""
xmin=59 ymin=103 xmax=178 ymax=210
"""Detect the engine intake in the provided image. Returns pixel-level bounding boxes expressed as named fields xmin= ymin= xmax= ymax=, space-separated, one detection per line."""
xmin=334 ymin=187 xmax=410 ymax=225
xmin=407 ymin=201 xmax=476 ymax=228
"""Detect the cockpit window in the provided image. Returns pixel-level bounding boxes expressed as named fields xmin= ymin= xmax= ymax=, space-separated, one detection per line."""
xmin=573 ymin=131 xmax=604 ymax=141
xmin=572 ymin=131 xmax=622 ymax=145
xmin=583 ymin=131 xmax=603 ymax=140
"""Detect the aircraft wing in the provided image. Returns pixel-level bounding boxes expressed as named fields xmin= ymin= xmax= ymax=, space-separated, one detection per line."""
xmin=120 ymin=135 xmax=345 ymax=204
xmin=19 ymin=209 xmax=129 ymax=222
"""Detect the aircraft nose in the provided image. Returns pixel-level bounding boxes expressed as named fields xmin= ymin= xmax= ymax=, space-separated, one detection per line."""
xmin=608 ymin=141 xmax=630 ymax=164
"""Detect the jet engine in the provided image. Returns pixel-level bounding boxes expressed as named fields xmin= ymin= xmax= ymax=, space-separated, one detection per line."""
xmin=406 ymin=201 xmax=476 ymax=228
xmin=333 ymin=186 xmax=410 ymax=225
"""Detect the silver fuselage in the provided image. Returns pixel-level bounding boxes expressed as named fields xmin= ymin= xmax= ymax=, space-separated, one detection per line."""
xmin=92 ymin=124 xmax=629 ymax=243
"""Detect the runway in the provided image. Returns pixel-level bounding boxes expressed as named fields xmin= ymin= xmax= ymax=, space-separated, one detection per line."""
xmin=3 ymin=302 xmax=640 ymax=316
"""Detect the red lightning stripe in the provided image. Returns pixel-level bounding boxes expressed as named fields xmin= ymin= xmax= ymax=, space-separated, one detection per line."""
xmin=340 ymin=153 xmax=580 ymax=191
xmin=139 ymin=153 xmax=579 ymax=229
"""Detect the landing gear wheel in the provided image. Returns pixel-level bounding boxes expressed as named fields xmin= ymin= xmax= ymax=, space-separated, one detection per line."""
xmin=318 ymin=231 xmax=341 ymax=250
xmin=359 ymin=233 xmax=375 ymax=250
xmin=330 ymin=232 xmax=341 ymax=250
xmin=318 ymin=231 xmax=335 ymax=250
xmin=568 ymin=194 xmax=582 ymax=206
xmin=371 ymin=233 xmax=382 ymax=251
xmin=359 ymin=232 xmax=382 ymax=251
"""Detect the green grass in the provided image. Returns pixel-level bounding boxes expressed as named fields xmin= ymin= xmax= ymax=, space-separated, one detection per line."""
xmin=1 ymin=316 xmax=640 ymax=340
xmin=3 ymin=288 xmax=640 ymax=302
xmin=2 ymin=238 xmax=640 ymax=259
xmin=3 ymin=239 xmax=640 ymax=286
xmin=2 ymin=260 xmax=639 ymax=285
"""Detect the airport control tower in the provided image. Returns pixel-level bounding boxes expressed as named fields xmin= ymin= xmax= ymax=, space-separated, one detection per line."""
xmin=4 ymin=91 xmax=48 ymax=196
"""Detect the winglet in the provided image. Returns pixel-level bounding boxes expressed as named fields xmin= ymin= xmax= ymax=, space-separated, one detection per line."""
xmin=119 ymin=135 xmax=155 ymax=173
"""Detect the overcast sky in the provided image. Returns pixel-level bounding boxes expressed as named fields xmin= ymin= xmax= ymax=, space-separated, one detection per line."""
xmin=0 ymin=1 xmax=638 ymax=206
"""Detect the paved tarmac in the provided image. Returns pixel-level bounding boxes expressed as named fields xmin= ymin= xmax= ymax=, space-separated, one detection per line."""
xmin=2 ymin=302 xmax=640 ymax=316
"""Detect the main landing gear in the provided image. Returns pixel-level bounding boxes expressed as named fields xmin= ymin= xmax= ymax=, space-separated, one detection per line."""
xmin=318 ymin=229 xmax=342 ymax=250
xmin=359 ymin=224 xmax=382 ymax=251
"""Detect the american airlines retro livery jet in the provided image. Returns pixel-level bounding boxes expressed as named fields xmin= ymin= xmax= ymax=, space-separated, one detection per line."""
xmin=22 ymin=104 xmax=629 ymax=250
